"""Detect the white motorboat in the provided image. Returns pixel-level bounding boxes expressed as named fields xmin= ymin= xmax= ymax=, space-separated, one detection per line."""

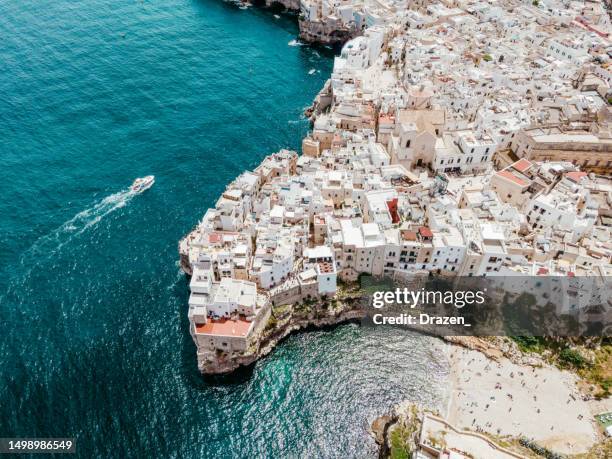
xmin=131 ymin=175 xmax=155 ymax=193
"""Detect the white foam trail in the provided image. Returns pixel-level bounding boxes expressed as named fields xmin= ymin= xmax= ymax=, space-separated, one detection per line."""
xmin=166 ymin=265 xmax=186 ymax=291
xmin=26 ymin=188 xmax=136 ymax=257
xmin=3 ymin=187 xmax=139 ymax=301
xmin=288 ymin=39 xmax=305 ymax=47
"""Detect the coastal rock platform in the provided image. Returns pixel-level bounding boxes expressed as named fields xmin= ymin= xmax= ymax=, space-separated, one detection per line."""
xmin=198 ymin=299 xmax=367 ymax=375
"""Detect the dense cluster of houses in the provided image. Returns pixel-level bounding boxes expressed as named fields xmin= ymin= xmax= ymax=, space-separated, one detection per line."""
xmin=181 ymin=0 xmax=612 ymax=363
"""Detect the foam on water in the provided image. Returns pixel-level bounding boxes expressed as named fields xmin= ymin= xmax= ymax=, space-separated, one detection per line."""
xmin=26 ymin=188 xmax=135 ymax=257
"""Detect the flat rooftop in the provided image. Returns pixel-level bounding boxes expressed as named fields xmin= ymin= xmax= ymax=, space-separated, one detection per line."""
xmin=195 ymin=318 xmax=253 ymax=338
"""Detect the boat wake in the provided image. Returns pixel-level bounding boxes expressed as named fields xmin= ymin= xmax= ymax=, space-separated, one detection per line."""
xmin=1 ymin=187 xmax=140 ymax=302
xmin=27 ymin=188 xmax=136 ymax=258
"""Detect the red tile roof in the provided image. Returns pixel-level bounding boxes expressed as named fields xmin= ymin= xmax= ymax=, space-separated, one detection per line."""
xmin=566 ymin=171 xmax=587 ymax=183
xmin=401 ymin=230 xmax=417 ymax=241
xmin=512 ymin=158 xmax=532 ymax=173
xmin=419 ymin=226 xmax=433 ymax=238
xmin=497 ymin=170 xmax=529 ymax=187
xmin=196 ymin=318 xmax=252 ymax=337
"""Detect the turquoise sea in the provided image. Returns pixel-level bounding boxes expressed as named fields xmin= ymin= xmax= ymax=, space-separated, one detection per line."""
xmin=0 ymin=1 xmax=449 ymax=457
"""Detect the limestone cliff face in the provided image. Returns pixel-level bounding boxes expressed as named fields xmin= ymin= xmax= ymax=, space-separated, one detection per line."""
xmin=298 ymin=18 xmax=355 ymax=46
xmin=198 ymin=306 xmax=366 ymax=375
xmin=263 ymin=0 xmax=300 ymax=10
xmin=371 ymin=403 xmax=423 ymax=459
xmin=251 ymin=0 xmax=357 ymax=46
xmin=178 ymin=234 xmax=194 ymax=276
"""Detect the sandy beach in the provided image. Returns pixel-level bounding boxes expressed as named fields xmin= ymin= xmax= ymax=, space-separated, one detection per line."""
xmin=445 ymin=345 xmax=611 ymax=455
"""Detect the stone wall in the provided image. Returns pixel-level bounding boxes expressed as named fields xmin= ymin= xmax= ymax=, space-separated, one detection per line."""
xmin=298 ymin=18 xmax=356 ymax=46
xmin=263 ymin=0 xmax=300 ymax=10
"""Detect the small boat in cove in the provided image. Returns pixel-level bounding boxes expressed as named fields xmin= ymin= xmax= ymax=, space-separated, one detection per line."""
xmin=131 ymin=175 xmax=155 ymax=193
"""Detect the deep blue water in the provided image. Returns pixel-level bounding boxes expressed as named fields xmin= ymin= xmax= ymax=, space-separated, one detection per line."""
xmin=0 ymin=1 xmax=449 ymax=457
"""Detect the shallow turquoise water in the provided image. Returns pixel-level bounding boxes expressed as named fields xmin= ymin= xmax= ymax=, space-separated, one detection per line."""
xmin=0 ymin=1 xmax=449 ymax=457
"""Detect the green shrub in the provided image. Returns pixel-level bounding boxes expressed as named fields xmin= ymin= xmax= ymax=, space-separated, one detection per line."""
xmin=559 ymin=348 xmax=588 ymax=369
xmin=390 ymin=429 xmax=411 ymax=459
xmin=511 ymin=336 xmax=546 ymax=353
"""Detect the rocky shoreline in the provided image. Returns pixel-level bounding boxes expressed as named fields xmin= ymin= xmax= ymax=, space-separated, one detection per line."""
xmin=442 ymin=336 xmax=546 ymax=367
xmin=371 ymin=403 xmax=424 ymax=459
xmin=244 ymin=0 xmax=357 ymax=46
xmin=197 ymin=294 xmax=367 ymax=375
xmin=195 ymin=317 xmax=542 ymax=376
xmin=369 ymin=402 xmax=538 ymax=459
xmin=371 ymin=340 xmax=611 ymax=458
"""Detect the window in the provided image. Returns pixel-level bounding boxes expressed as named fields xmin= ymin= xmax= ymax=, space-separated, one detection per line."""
xmin=406 ymin=140 xmax=411 ymax=148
